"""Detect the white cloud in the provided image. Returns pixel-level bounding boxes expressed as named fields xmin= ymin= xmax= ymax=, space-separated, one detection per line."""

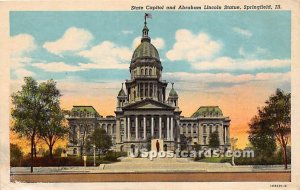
xmin=239 ymin=46 xmax=269 ymax=58
xmin=191 ymin=57 xmax=290 ymax=71
xmin=33 ymin=62 xmax=86 ymax=72
xmin=232 ymin=27 xmax=252 ymax=38
xmin=34 ymin=40 xmax=133 ymax=72
xmin=121 ymin=30 xmax=133 ymax=35
xmin=13 ymin=68 xmax=36 ymax=78
xmin=10 ymin=34 xmax=36 ymax=57
xmin=132 ymin=36 xmax=165 ymax=49
xmin=34 ymin=35 xmax=167 ymax=72
xmin=152 ymin=38 xmax=165 ymax=49
xmin=43 ymin=27 xmax=94 ymax=55
xmin=78 ymin=41 xmax=131 ymax=69
xmin=10 ymin=34 xmax=37 ymax=79
xmin=164 ymin=71 xmax=290 ymax=87
xmin=166 ymin=29 xmax=222 ymax=62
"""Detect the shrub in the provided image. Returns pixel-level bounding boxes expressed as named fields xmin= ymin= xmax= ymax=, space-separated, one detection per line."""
xmin=234 ymin=151 xmax=291 ymax=165
xmin=115 ymin=151 xmax=127 ymax=157
xmin=104 ymin=151 xmax=118 ymax=162
xmin=54 ymin=147 xmax=64 ymax=156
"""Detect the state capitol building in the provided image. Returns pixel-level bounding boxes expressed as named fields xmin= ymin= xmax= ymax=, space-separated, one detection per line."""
xmin=66 ymin=16 xmax=231 ymax=155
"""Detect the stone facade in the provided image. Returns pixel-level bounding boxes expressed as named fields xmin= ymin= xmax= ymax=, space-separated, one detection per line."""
xmin=66 ymin=17 xmax=231 ymax=156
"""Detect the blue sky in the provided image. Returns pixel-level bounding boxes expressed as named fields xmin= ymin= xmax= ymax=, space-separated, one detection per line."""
xmin=10 ymin=11 xmax=291 ymax=85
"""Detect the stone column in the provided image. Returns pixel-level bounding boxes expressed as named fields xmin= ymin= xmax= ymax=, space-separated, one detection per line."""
xmin=116 ymin=119 xmax=121 ymax=143
xmin=159 ymin=116 xmax=162 ymax=139
xmin=227 ymin=125 xmax=230 ymax=142
xmin=143 ymin=83 xmax=145 ymax=99
xmin=171 ymin=117 xmax=174 ymax=140
xmin=127 ymin=117 xmax=131 ymax=140
xmin=105 ymin=125 xmax=108 ymax=133
xmin=186 ymin=125 xmax=188 ymax=134
xmin=151 ymin=116 xmax=154 ymax=137
xmin=135 ymin=116 xmax=138 ymax=140
xmin=138 ymin=83 xmax=140 ymax=99
xmin=143 ymin=116 xmax=146 ymax=140
xmin=224 ymin=125 xmax=227 ymax=144
xmin=124 ymin=117 xmax=127 ymax=141
xmin=219 ymin=123 xmax=224 ymax=145
xmin=167 ymin=117 xmax=170 ymax=140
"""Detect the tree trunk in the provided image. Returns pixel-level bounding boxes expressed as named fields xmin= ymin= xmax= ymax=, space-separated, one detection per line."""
xmin=33 ymin=142 xmax=37 ymax=158
xmin=30 ymin=136 xmax=34 ymax=173
xmin=49 ymin=144 xmax=53 ymax=159
xmin=282 ymin=143 xmax=287 ymax=170
xmin=280 ymin=135 xmax=288 ymax=170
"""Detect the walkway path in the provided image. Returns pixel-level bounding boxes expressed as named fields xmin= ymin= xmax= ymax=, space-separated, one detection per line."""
xmin=10 ymin=156 xmax=290 ymax=174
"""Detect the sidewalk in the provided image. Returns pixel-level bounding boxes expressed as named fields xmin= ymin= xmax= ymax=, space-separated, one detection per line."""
xmin=10 ymin=157 xmax=291 ymax=174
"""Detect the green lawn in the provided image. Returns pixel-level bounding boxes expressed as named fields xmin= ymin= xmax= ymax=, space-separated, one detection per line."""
xmin=197 ymin=156 xmax=231 ymax=163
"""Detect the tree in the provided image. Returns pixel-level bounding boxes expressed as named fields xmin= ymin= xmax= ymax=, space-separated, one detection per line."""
xmin=260 ymin=89 xmax=291 ymax=169
xmin=11 ymin=77 xmax=43 ymax=172
xmin=247 ymin=89 xmax=290 ymax=169
xmin=11 ymin=77 xmax=68 ymax=171
xmin=38 ymin=80 xmax=68 ymax=159
xmin=10 ymin=143 xmax=23 ymax=166
xmin=209 ymin=131 xmax=220 ymax=148
xmin=77 ymin=118 xmax=92 ymax=157
xmin=87 ymin=128 xmax=112 ymax=158
xmin=248 ymin=115 xmax=277 ymax=157
xmin=179 ymin=134 xmax=188 ymax=151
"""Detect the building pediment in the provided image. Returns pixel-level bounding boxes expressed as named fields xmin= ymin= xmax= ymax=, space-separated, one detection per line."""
xmin=122 ymin=99 xmax=174 ymax=110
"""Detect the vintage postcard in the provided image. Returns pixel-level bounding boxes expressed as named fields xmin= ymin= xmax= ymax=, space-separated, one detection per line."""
xmin=0 ymin=0 xmax=300 ymax=189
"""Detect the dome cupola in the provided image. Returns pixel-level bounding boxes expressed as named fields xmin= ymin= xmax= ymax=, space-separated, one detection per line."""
xmin=169 ymin=83 xmax=178 ymax=97
xmin=131 ymin=14 xmax=160 ymax=62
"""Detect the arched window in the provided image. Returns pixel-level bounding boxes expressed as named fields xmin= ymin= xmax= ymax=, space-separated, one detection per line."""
xmin=149 ymin=68 xmax=152 ymax=75
xmin=193 ymin=125 xmax=197 ymax=133
xmin=145 ymin=68 xmax=148 ymax=75
xmin=215 ymin=125 xmax=219 ymax=132
xmin=141 ymin=68 xmax=144 ymax=75
xmin=180 ymin=125 xmax=183 ymax=134
xmin=188 ymin=124 xmax=191 ymax=133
